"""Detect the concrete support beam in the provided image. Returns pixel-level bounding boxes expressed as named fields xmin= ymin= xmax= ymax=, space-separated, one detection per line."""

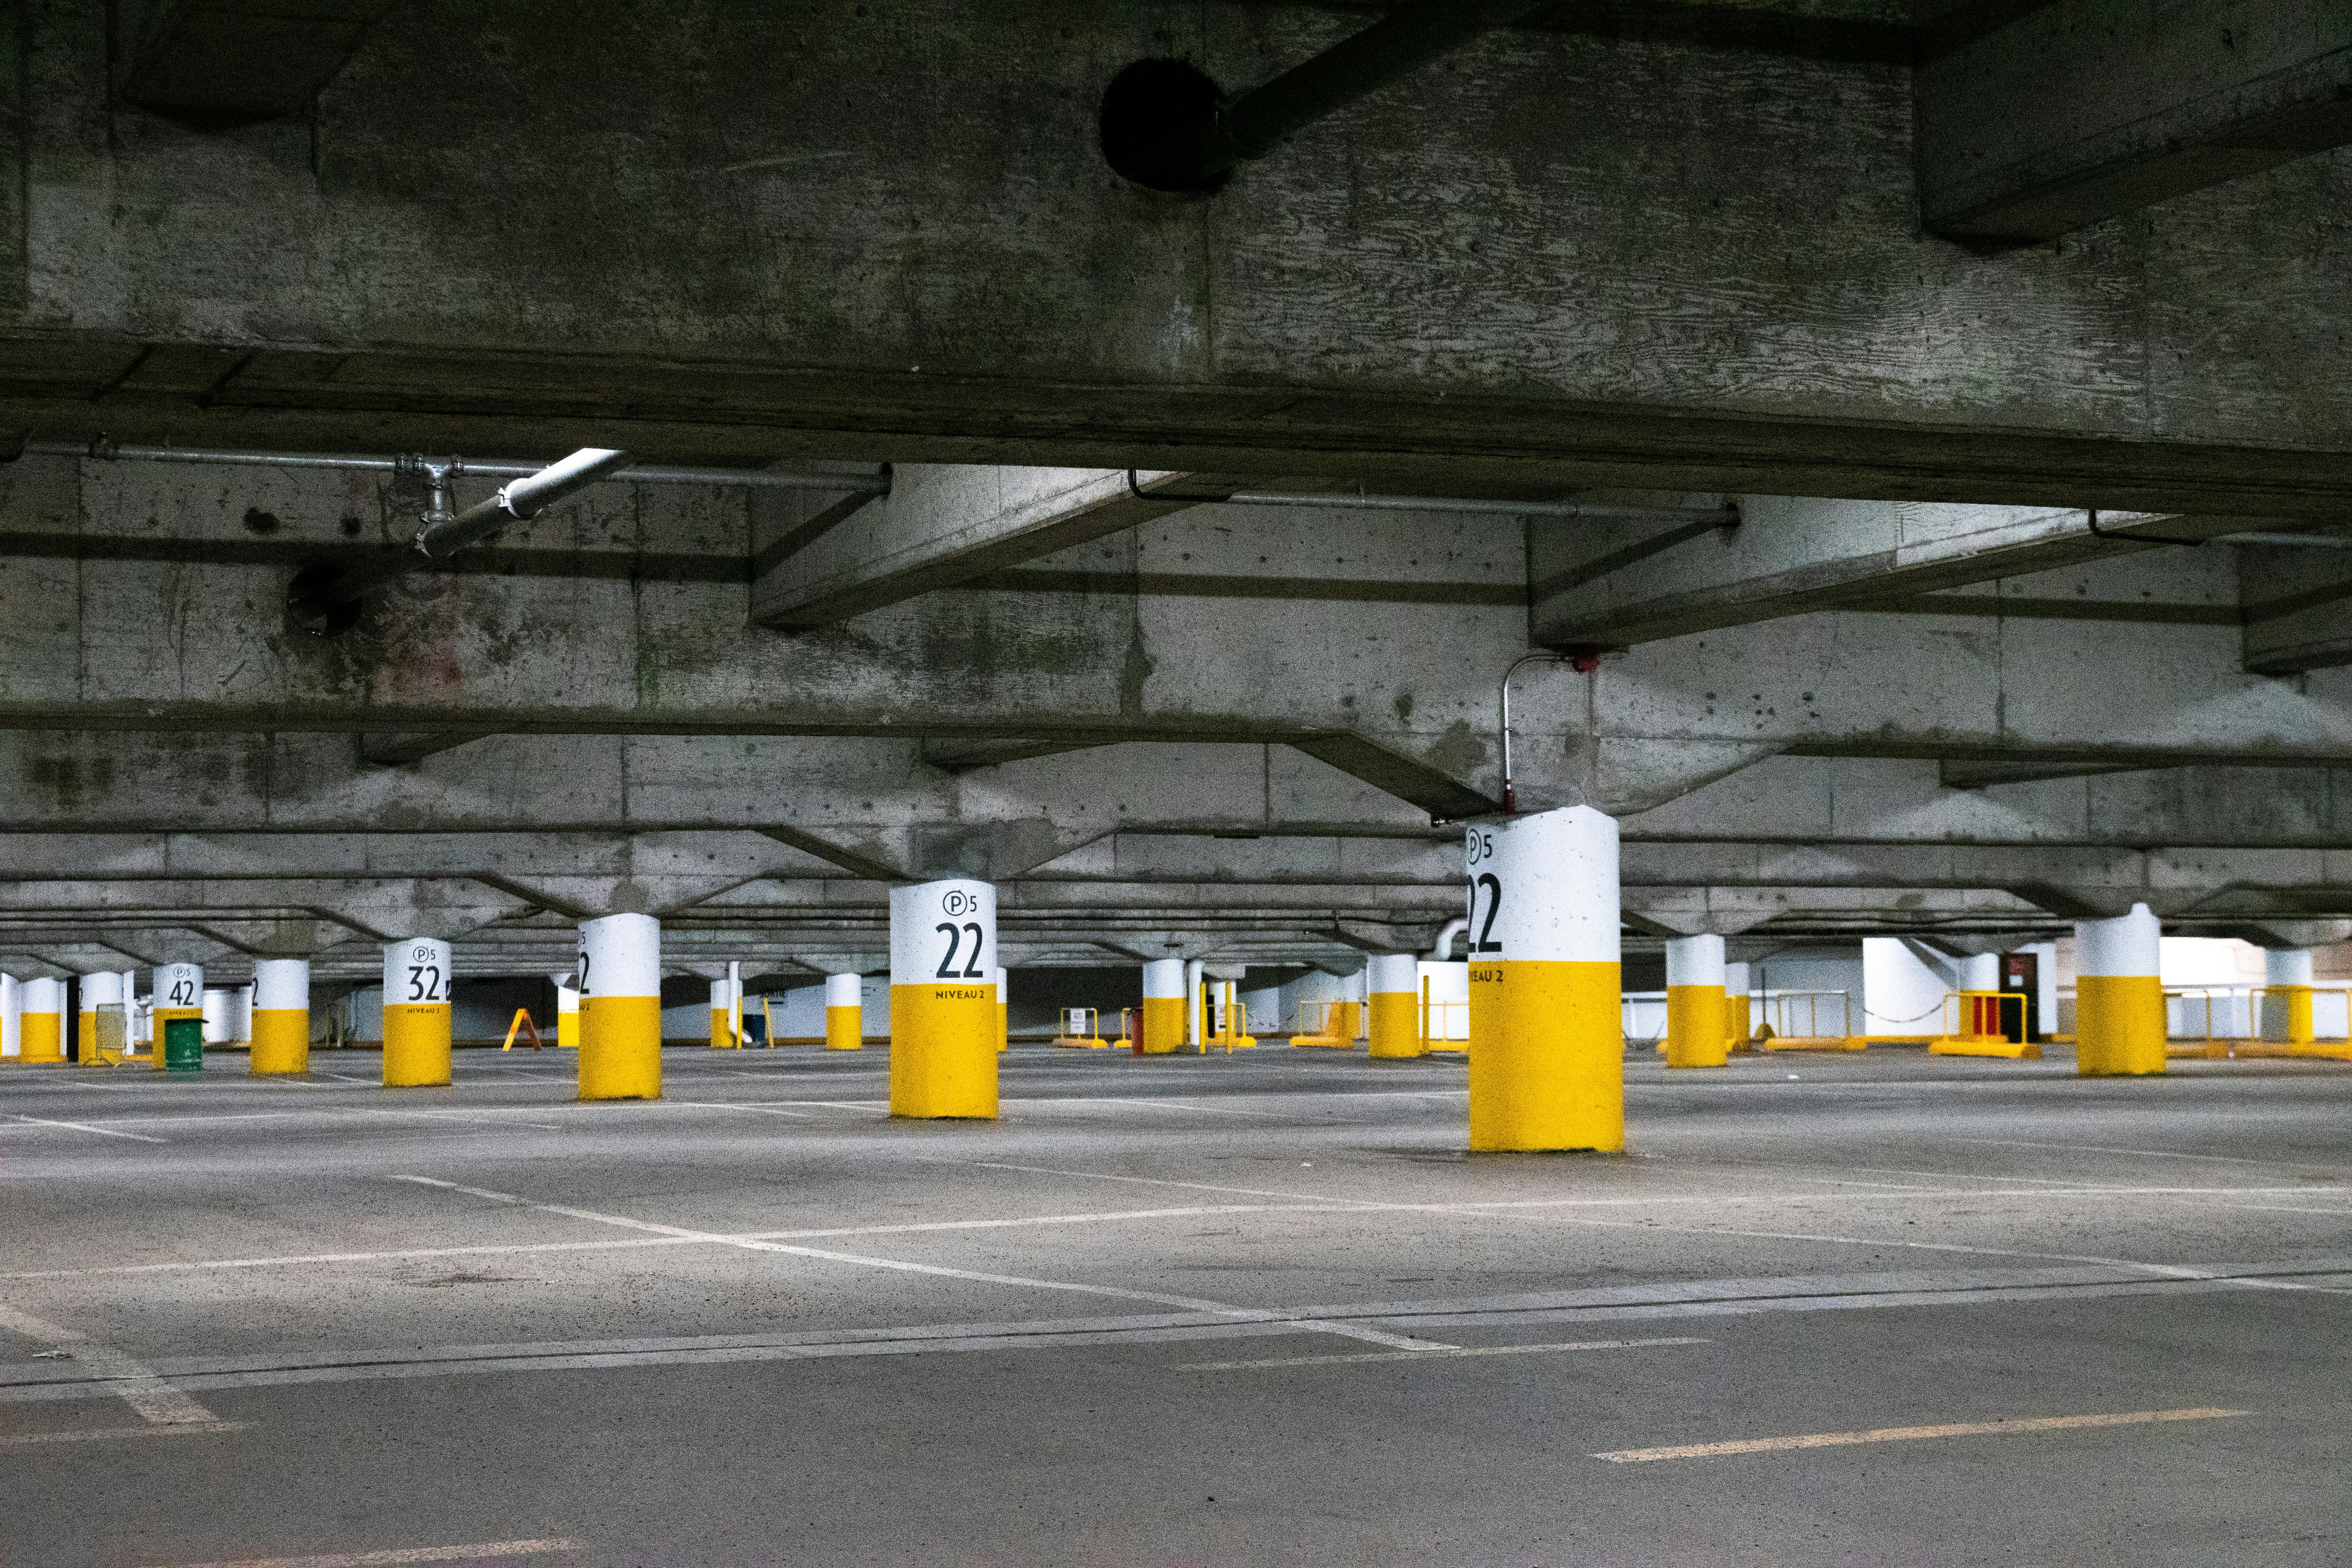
xmin=1528 ymin=499 xmax=2196 ymax=649
xmin=2240 ymin=542 xmax=2352 ymax=673
xmin=753 ymin=468 xmax=1199 ymax=628
xmin=118 ymin=0 xmax=404 ymax=126
xmin=4 ymin=7 xmax=2350 ymax=510
xmin=1918 ymin=0 xmax=2352 ymax=241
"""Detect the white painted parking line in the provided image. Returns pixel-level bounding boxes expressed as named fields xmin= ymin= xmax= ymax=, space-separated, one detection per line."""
xmin=670 ymin=1100 xmax=815 ymax=1118
xmin=0 ymin=1303 xmax=222 ymax=1426
xmin=1185 ymin=1336 xmax=1710 ymax=1370
xmin=6 ymin=1112 xmax=167 ymax=1143
xmin=1956 ymin=1136 xmax=2340 ymax=1171
xmin=1 ymin=1420 xmax=245 ymax=1445
xmin=144 ymin=1539 xmax=581 ymax=1567
xmin=389 ymin=1174 xmax=1457 ymax=1353
xmin=1592 ymin=1406 xmax=2249 ymax=1463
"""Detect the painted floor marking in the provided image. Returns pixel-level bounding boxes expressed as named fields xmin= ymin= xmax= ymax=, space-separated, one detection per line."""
xmin=2 ymin=1420 xmax=245 ymax=1445
xmin=0 ymin=1302 xmax=221 ymax=1425
xmin=1185 ymin=1336 xmax=1709 ymax=1370
xmin=0 ymin=1202 xmax=1344 ymax=1281
xmin=390 ymin=1175 xmax=1456 ymax=1353
xmin=670 ymin=1100 xmax=815 ymax=1118
xmin=1593 ymin=1406 xmax=2249 ymax=1463
xmin=144 ymin=1539 xmax=581 ymax=1567
xmin=6 ymin=1273 xmax=2341 ymax=1406
xmin=1956 ymin=1136 xmax=2340 ymax=1171
xmin=6 ymin=1111 xmax=167 ymax=1143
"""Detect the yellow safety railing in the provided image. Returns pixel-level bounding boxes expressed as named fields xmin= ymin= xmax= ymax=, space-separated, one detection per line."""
xmin=1757 ymin=990 xmax=1863 ymax=1052
xmin=1289 ymin=998 xmax=1351 ymax=1048
xmin=1053 ymin=1007 xmax=1110 ymax=1049
xmin=1420 ymin=996 xmax=1467 ymax=1053
xmin=1927 ymin=990 xmax=2036 ymax=1058
xmin=2163 ymin=985 xmax=2352 ymax=1060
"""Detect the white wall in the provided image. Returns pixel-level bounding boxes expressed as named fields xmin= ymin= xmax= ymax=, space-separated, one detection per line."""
xmin=1751 ymin=951 xmax=1865 ymax=1038
xmin=762 ymin=978 xmax=889 ymax=1042
xmin=1417 ymin=960 xmax=1468 ymax=1041
xmin=1863 ymin=938 xmax=1960 ymax=1036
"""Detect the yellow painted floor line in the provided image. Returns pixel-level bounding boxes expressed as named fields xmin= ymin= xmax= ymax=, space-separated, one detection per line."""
xmin=145 ymin=1539 xmax=581 ymax=1568
xmin=1593 ymin=1406 xmax=2249 ymax=1463
xmin=1185 ymin=1336 xmax=1709 ymax=1370
xmin=0 ymin=1419 xmax=245 ymax=1445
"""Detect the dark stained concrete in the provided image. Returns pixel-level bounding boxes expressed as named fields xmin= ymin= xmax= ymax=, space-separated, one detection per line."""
xmin=4 ymin=1045 xmax=2347 ymax=1565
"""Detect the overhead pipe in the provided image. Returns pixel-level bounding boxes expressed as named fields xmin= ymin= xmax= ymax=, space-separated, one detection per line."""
xmin=22 ymin=439 xmax=887 ymax=494
xmin=1107 ymin=0 xmax=1556 ymax=192
xmin=1125 ymin=470 xmax=1740 ymax=525
xmin=1429 ymin=918 xmax=1467 ymax=962
xmin=287 ymin=446 xmax=635 ymax=630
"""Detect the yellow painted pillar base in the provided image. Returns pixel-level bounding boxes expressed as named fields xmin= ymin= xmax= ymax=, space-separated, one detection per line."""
xmin=383 ymin=1004 xmax=452 ymax=1087
xmin=1140 ymin=996 xmax=1183 ymax=1054
xmin=19 ymin=1014 xmax=64 ymax=1064
xmin=1368 ymin=992 xmax=1421 ymax=1059
xmin=1725 ymin=993 xmax=1751 ymax=1054
xmin=151 ymin=1007 xmax=202 ymax=1070
xmin=2076 ymin=975 xmax=2166 ymax=1076
xmin=889 ymin=983 xmax=998 ymax=1118
xmin=76 ymin=1014 xmax=96 ymax=1065
xmin=2277 ymin=984 xmax=2315 ymax=1045
xmin=1468 ymin=960 xmax=1622 ymax=1152
xmin=250 ymin=1009 xmax=310 ymax=1075
xmin=709 ymin=1009 xmax=731 ymax=1049
xmin=579 ymin=996 xmax=662 ymax=1099
xmin=825 ymin=1005 xmax=862 ymax=1050
xmin=556 ymin=1012 xmax=579 ymax=1050
xmin=1664 ymin=984 xmax=1729 ymax=1069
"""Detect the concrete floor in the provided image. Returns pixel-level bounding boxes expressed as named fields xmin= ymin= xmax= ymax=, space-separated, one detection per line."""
xmin=3 ymin=1043 xmax=2347 ymax=1567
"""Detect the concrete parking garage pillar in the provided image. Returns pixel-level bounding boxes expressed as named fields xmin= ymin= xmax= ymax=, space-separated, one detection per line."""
xmin=2262 ymin=949 xmax=2315 ymax=1045
xmin=152 ymin=963 xmax=203 ymax=1071
xmin=825 ymin=973 xmax=863 ymax=1050
xmin=2076 ymin=904 xmax=2164 ymax=1077
xmin=251 ymin=959 xmax=310 ymax=1075
xmin=553 ymin=975 xmax=580 ymax=1050
xmin=1465 ymin=807 xmax=1623 ymax=1152
xmin=889 ymin=878 xmax=998 ymax=1118
xmin=579 ymin=914 xmax=662 ymax=1100
xmin=1724 ymin=961 xmax=1751 ymax=1054
xmin=383 ymin=938 xmax=453 ymax=1087
xmin=1368 ymin=953 xmax=1421 ymax=1059
xmin=995 ymin=966 xmax=1009 ymax=1052
xmin=1142 ymin=959 xmax=1184 ymax=1054
xmin=19 ymin=977 xmax=64 ymax=1063
xmin=1664 ymin=935 xmax=1728 ymax=1069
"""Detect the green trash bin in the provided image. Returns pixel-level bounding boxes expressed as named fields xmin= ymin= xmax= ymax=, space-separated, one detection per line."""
xmin=162 ymin=1016 xmax=205 ymax=1074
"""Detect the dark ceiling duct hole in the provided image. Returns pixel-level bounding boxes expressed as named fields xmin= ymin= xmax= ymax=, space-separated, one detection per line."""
xmin=1100 ymin=59 xmax=1229 ymax=193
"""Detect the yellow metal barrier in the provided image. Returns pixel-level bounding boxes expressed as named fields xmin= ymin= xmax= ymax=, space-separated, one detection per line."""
xmin=1929 ymin=990 xmax=2038 ymax=1058
xmin=1757 ymin=990 xmax=1865 ymax=1052
xmin=1419 ymin=986 xmax=1468 ymax=1055
xmin=1053 ymin=1006 xmax=1111 ymax=1049
xmin=2163 ymin=984 xmax=2352 ymax=1060
xmin=1290 ymin=998 xmax=1353 ymax=1049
